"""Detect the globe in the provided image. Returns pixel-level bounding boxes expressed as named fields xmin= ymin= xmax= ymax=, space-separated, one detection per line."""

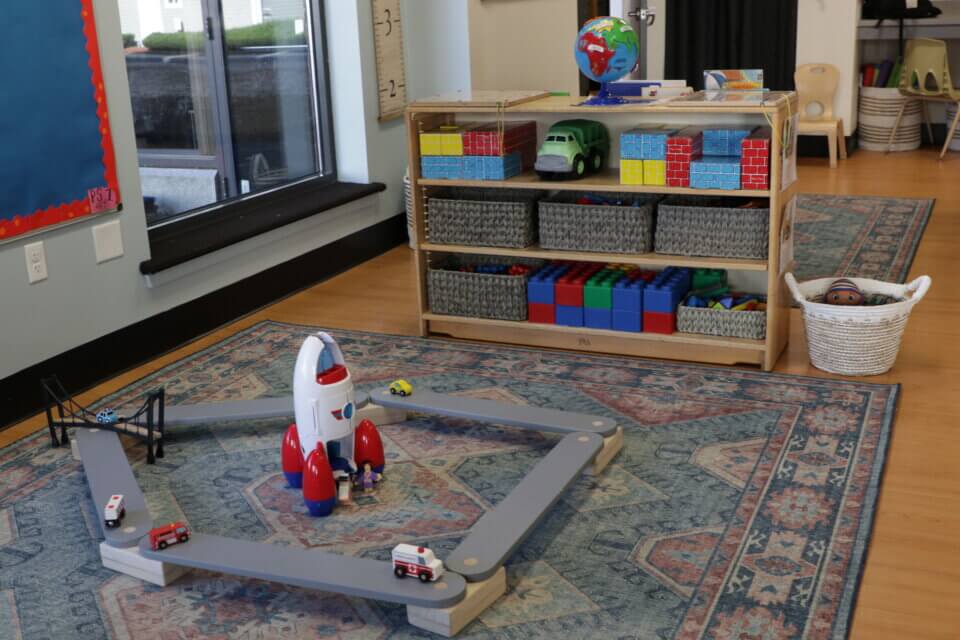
xmin=574 ymin=16 xmax=640 ymax=84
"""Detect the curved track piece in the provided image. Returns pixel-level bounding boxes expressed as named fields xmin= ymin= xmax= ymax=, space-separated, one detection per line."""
xmin=372 ymin=389 xmax=618 ymax=436
xmin=446 ymin=431 xmax=604 ymax=581
xmin=74 ymin=429 xmax=154 ymax=548
xmin=139 ymin=533 xmax=467 ymax=608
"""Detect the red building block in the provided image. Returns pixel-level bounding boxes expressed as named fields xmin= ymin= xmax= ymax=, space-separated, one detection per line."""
xmin=555 ymin=263 xmax=603 ymax=307
xmin=463 ymin=121 xmax=538 ymax=168
xmin=528 ymin=302 xmax=556 ymax=324
xmin=666 ymin=127 xmax=703 ymax=188
xmin=740 ymin=127 xmax=771 ymax=190
xmin=643 ymin=311 xmax=676 ymax=334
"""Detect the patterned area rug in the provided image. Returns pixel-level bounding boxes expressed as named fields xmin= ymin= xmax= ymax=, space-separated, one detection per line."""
xmin=794 ymin=194 xmax=933 ymax=282
xmin=0 ymin=322 xmax=898 ymax=639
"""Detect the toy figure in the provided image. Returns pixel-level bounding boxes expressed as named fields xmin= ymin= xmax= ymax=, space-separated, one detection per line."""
xmin=824 ymin=278 xmax=864 ymax=305
xmin=356 ymin=462 xmax=382 ymax=493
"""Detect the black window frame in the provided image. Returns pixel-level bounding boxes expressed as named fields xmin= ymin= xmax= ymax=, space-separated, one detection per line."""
xmin=137 ymin=0 xmax=385 ymax=275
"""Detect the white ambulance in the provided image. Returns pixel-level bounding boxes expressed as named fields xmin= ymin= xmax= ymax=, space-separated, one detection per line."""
xmin=392 ymin=544 xmax=445 ymax=582
xmin=104 ymin=494 xmax=126 ymax=528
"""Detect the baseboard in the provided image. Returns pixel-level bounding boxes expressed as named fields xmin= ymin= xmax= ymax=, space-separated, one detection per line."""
xmin=0 ymin=212 xmax=407 ymax=431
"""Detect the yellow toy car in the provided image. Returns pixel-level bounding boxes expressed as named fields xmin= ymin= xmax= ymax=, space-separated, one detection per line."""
xmin=389 ymin=379 xmax=413 ymax=397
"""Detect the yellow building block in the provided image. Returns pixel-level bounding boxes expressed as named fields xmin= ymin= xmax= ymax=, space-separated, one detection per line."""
xmin=620 ymin=159 xmax=644 ymax=185
xmin=420 ymin=125 xmax=466 ymax=156
xmin=643 ymin=160 xmax=666 ymax=186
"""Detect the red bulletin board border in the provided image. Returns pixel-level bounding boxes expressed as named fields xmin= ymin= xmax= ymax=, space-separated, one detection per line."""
xmin=0 ymin=0 xmax=120 ymax=242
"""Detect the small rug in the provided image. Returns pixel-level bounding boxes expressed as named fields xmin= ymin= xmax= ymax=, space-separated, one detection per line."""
xmin=794 ymin=194 xmax=933 ymax=282
xmin=0 ymin=322 xmax=898 ymax=639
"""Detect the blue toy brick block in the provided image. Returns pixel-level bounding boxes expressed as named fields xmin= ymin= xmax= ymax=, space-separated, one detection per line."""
xmin=612 ymin=280 xmax=644 ymax=312
xmin=556 ymin=305 xmax=584 ymax=327
xmin=482 ymin=152 xmax=522 ymax=180
xmin=528 ymin=278 xmax=555 ymax=304
xmin=462 ymin=156 xmax=484 ymax=180
xmin=703 ymin=127 xmax=754 ymax=156
xmin=584 ymin=307 xmax=612 ymax=330
xmin=612 ymin=310 xmax=642 ymax=332
xmin=620 ymin=131 xmax=644 ymax=160
xmin=421 ymin=156 xmax=463 ymax=180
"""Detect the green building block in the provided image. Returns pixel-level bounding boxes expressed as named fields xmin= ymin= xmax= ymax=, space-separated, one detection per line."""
xmin=584 ymin=270 xmax=623 ymax=308
xmin=692 ymin=268 xmax=727 ymax=291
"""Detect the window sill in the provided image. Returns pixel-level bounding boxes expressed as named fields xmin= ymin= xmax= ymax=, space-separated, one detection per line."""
xmin=140 ymin=179 xmax=386 ymax=275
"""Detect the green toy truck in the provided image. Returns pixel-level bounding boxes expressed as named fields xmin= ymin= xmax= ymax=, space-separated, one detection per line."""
xmin=535 ymin=119 xmax=610 ymax=180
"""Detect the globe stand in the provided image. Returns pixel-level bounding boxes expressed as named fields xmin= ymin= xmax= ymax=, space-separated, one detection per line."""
xmin=581 ymin=82 xmax=629 ymax=106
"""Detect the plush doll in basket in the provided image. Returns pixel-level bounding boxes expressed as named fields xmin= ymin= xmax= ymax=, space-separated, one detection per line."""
xmin=823 ymin=278 xmax=864 ymax=305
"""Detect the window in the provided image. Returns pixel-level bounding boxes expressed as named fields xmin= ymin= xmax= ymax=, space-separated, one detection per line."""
xmin=119 ymin=0 xmax=334 ymax=228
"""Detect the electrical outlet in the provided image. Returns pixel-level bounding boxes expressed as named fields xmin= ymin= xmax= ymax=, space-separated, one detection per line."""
xmin=93 ymin=220 xmax=124 ymax=263
xmin=24 ymin=241 xmax=48 ymax=284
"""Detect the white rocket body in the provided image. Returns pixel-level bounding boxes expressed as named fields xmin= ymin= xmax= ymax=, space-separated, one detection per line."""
xmin=292 ymin=332 xmax=356 ymax=462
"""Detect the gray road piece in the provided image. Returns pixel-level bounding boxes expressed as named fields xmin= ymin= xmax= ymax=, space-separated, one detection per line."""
xmin=164 ymin=397 xmax=294 ymax=425
xmin=139 ymin=533 xmax=467 ymax=608
xmin=445 ymin=431 xmax=604 ymax=581
xmin=75 ymin=429 xmax=153 ymax=548
xmin=372 ymin=389 xmax=618 ymax=436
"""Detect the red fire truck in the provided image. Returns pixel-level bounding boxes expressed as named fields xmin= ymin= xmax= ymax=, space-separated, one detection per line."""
xmin=149 ymin=521 xmax=190 ymax=550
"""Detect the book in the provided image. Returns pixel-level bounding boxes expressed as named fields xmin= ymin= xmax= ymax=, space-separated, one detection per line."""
xmin=875 ymin=60 xmax=894 ymax=88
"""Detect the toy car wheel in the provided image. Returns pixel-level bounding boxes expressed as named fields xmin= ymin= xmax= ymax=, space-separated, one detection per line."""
xmin=390 ymin=387 xmax=397 ymax=395
xmin=158 ymin=540 xmax=167 ymax=550
xmin=179 ymin=534 xmax=189 ymax=543
xmin=394 ymin=566 xmax=407 ymax=578
xmin=573 ymin=155 xmax=586 ymax=178
xmin=589 ymin=150 xmax=603 ymax=171
xmin=399 ymin=390 xmax=408 ymax=397
xmin=419 ymin=571 xmax=431 ymax=583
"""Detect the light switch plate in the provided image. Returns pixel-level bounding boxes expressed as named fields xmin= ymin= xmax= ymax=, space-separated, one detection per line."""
xmin=93 ymin=220 xmax=124 ymax=264
xmin=24 ymin=241 xmax=48 ymax=284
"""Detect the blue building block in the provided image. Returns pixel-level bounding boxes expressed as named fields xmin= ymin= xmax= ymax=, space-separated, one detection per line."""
xmin=482 ymin=152 xmax=522 ymax=180
xmin=690 ymin=156 xmax=741 ymax=190
xmin=528 ymin=264 xmax=570 ymax=304
xmin=421 ymin=156 xmax=463 ymax=180
xmin=702 ymin=126 xmax=754 ymax=156
xmin=643 ymin=267 xmax=692 ymax=313
xmin=462 ymin=156 xmax=484 ymax=180
xmin=621 ymin=126 xmax=676 ymax=160
xmin=556 ymin=305 xmax=584 ymax=327
xmin=612 ymin=279 xmax=645 ymax=312
xmin=613 ymin=310 xmax=642 ymax=332
xmin=584 ymin=307 xmax=612 ymax=330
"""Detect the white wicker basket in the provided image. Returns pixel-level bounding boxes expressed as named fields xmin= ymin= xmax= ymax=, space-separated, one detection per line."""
xmin=785 ymin=273 xmax=931 ymax=376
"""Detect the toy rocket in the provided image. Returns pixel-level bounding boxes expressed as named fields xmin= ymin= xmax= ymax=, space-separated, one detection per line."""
xmin=281 ymin=332 xmax=384 ymax=516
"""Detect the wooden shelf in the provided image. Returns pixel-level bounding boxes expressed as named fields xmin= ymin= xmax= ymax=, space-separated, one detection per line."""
xmin=420 ymin=242 xmax=768 ymax=272
xmin=423 ymin=314 xmax=767 ymax=367
xmin=418 ymin=168 xmax=770 ymax=198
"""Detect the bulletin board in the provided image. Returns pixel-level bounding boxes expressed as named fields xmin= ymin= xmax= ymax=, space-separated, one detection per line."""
xmin=0 ymin=0 xmax=120 ymax=243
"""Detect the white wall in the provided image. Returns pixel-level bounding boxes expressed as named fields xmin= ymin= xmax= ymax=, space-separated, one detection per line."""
xmin=796 ymin=0 xmax=860 ymax=131
xmin=0 ymin=0 xmax=470 ymax=380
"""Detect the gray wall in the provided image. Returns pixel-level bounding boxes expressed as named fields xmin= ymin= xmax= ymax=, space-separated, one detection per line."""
xmin=0 ymin=0 xmax=469 ymax=380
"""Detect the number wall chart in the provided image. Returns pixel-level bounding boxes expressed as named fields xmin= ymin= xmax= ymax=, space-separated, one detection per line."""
xmin=0 ymin=0 xmax=121 ymax=243
xmin=372 ymin=0 xmax=408 ymax=121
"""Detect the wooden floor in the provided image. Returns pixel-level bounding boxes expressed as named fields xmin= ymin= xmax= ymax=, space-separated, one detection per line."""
xmin=5 ymin=149 xmax=959 ymax=639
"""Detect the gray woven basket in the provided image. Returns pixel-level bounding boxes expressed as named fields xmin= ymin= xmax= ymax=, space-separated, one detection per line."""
xmin=539 ymin=193 xmax=655 ymax=253
xmin=655 ymin=197 xmax=769 ymax=259
xmin=427 ymin=189 xmax=542 ymax=248
xmin=427 ymin=254 xmax=541 ymax=321
xmin=677 ymin=304 xmax=767 ymax=340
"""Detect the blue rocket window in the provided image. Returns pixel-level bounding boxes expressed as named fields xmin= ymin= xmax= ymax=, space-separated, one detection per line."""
xmin=317 ymin=347 xmax=336 ymax=375
xmin=343 ymin=402 xmax=354 ymax=419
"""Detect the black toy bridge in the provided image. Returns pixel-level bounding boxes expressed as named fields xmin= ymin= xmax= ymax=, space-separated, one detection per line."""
xmin=42 ymin=376 xmax=166 ymax=463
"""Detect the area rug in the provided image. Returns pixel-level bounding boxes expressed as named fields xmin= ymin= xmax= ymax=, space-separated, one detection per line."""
xmin=0 ymin=322 xmax=898 ymax=639
xmin=794 ymin=194 xmax=933 ymax=282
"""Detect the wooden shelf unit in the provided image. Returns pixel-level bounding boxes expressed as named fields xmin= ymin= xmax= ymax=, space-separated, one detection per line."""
xmin=406 ymin=92 xmax=799 ymax=371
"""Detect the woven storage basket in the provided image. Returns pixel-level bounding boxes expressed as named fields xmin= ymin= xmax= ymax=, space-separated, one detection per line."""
xmin=677 ymin=304 xmax=766 ymax=340
xmin=426 ymin=188 xmax=542 ymax=248
xmin=655 ymin=197 xmax=769 ymax=259
xmin=427 ymin=254 xmax=542 ymax=321
xmin=786 ymin=273 xmax=931 ymax=376
xmin=539 ymin=193 xmax=655 ymax=253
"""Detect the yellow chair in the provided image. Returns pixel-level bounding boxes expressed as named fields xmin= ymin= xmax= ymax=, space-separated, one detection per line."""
xmin=795 ymin=63 xmax=847 ymax=168
xmin=888 ymin=38 xmax=960 ymax=159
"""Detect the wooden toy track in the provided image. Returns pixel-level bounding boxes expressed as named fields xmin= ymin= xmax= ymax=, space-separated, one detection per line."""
xmin=41 ymin=375 xmax=166 ymax=463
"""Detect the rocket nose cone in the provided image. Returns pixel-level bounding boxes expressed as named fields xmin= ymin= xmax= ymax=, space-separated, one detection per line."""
xmin=281 ymin=424 xmax=303 ymax=485
xmin=354 ymin=419 xmax=386 ymax=474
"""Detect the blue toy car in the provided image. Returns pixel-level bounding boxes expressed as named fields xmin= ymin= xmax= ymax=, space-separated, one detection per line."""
xmin=96 ymin=408 xmax=118 ymax=424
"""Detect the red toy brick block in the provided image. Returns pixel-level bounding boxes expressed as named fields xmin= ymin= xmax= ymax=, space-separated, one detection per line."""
xmin=643 ymin=311 xmax=676 ymax=334
xmin=528 ymin=302 xmax=556 ymax=324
